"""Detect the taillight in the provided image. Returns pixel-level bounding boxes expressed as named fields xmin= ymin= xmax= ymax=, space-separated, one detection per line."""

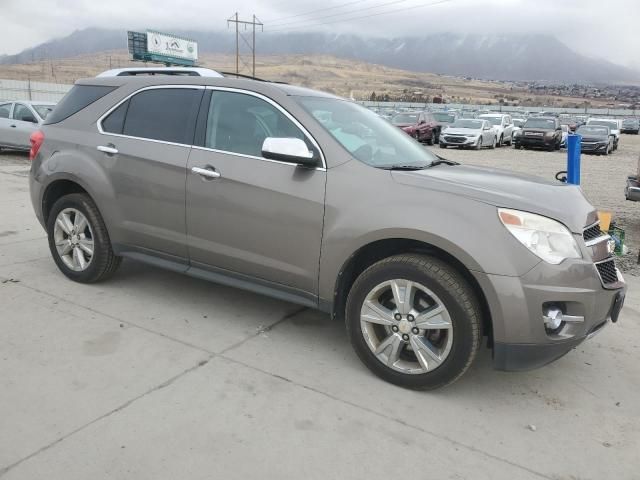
xmin=29 ymin=130 xmax=45 ymax=161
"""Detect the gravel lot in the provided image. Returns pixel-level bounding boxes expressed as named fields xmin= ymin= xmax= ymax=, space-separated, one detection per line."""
xmin=1 ymin=145 xmax=639 ymax=479
xmin=427 ymin=134 xmax=640 ymax=275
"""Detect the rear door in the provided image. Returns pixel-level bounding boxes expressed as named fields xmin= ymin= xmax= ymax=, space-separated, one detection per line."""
xmin=185 ymin=88 xmax=326 ymax=297
xmin=0 ymin=102 xmax=14 ymax=147
xmin=97 ymin=86 xmax=204 ymax=261
xmin=10 ymin=103 xmax=40 ymax=148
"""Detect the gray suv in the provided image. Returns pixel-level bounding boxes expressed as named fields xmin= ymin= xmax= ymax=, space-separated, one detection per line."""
xmin=29 ymin=75 xmax=626 ymax=390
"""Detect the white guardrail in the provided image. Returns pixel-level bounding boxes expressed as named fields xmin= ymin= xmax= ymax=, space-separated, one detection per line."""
xmin=0 ymin=79 xmax=72 ymax=102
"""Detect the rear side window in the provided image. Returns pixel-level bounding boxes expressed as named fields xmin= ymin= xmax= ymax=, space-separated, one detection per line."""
xmin=0 ymin=103 xmax=10 ymax=119
xmin=121 ymin=88 xmax=202 ymax=144
xmin=102 ymin=100 xmax=129 ymax=135
xmin=45 ymin=85 xmax=116 ymax=124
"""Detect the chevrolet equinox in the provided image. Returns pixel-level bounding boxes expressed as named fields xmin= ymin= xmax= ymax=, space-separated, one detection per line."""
xmin=29 ymin=75 xmax=626 ymax=389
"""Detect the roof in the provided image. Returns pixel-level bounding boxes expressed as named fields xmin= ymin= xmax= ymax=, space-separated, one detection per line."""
xmin=76 ymin=75 xmax=341 ymax=100
xmin=1 ymin=100 xmax=57 ymax=106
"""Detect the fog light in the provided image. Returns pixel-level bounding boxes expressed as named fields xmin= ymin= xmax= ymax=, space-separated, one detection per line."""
xmin=543 ymin=307 xmax=564 ymax=331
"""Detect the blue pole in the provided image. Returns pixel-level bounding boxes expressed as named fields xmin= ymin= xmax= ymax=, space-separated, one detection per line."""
xmin=566 ymin=134 xmax=581 ymax=185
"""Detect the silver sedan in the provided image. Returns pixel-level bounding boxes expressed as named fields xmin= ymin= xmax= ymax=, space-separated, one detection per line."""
xmin=0 ymin=101 xmax=56 ymax=152
xmin=439 ymin=119 xmax=497 ymax=149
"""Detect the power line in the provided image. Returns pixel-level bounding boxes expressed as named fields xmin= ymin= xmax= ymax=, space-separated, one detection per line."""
xmin=228 ymin=13 xmax=264 ymax=77
xmin=269 ymin=0 xmax=411 ymax=28
xmin=265 ymin=0 xmax=369 ymax=25
xmin=268 ymin=0 xmax=451 ymax=32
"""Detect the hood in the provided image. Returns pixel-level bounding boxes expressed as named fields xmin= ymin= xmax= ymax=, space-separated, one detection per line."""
xmin=441 ymin=127 xmax=480 ymax=135
xmin=581 ymin=135 xmax=608 ymax=142
xmin=391 ymin=164 xmax=596 ymax=233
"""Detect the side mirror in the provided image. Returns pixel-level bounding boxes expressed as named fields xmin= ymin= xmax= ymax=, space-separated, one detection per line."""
xmin=261 ymin=137 xmax=318 ymax=167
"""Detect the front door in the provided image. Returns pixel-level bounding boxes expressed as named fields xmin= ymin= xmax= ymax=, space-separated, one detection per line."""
xmin=186 ymin=89 xmax=326 ymax=296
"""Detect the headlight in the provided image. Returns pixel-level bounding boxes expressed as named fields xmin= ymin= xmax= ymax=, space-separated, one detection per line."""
xmin=544 ymin=131 xmax=555 ymax=137
xmin=498 ymin=209 xmax=581 ymax=264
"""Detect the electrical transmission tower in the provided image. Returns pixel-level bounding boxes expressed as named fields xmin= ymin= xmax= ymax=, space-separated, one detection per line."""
xmin=227 ymin=13 xmax=263 ymax=77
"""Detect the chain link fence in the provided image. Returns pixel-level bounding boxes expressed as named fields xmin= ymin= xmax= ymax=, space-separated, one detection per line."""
xmin=0 ymin=78 xmax=72 ymax=103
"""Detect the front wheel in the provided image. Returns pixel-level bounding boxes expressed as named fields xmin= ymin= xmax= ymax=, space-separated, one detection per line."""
xmin=426 ymin=131 xmax=436 ymax=146
xmin=345 ymin=255 xmax=482 ymax=390
xmin=490 ymin=136 xmax=497 ymax=149
xmin=475 ymin=137 xmax=483 ymax=150
xmin=47 ymin=193 xmax=121 ymax=283
xmin=496 ymin=134 xmax=503 ymax=147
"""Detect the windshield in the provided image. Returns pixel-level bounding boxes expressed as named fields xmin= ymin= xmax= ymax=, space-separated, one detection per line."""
xmin=33 ymin=104 xmax=54 ymax=119
xmin=433 ymin=112 xmax=456 ymax=123
xmin=451 ymin=119 xmax=483 ymax=129
xmin=589 ymin=120 xmax=618 ymax=129
xmin=622 ymin=119 xmax=638 ymax=125
xmin=577 ymin=126 xmax=609 ymax=136
xmin=513 ymin=119 xmax=524 ymax=127
xmin=391 ymin=113 xmax=419 ymax=125
xmin=296 ymin=97 xmax=438 ymax=168
xmin=480 ymin=116 xmax=502 ymax=126
xmin=524 ymin=118 xmax=556 ymax=129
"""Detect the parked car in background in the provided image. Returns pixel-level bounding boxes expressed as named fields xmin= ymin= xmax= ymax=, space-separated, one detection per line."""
xmin=432 ymin=111 xmax=458 ymax=136
xmin=0 ymin=101 xmax=56 ymax=152
xmin=511 ymin=118 xmax=525 ymax=145
xmin=29 ymin=74 xmax=625 ymax=390
xmin=478 ymin=113 xmax=514 ymax=147
xmin=587 ymin=118 xmax=620 ymax=150
xmin=440 ymin=119 xmax=496 ymax=149
xmin=621 ymin=118 xmax=639 ymax=134
xmin=625 ymin=154 xmax=640 ymax=201
xmin=576 ymin=125 xmax=614 ymax=155
xmin=391 ymin=111 xmax=439 ymax=145
xmin=515 ymin=117 xmax=562 ymax=151
xmin=560 ymin=125 xmax=569 ymax=148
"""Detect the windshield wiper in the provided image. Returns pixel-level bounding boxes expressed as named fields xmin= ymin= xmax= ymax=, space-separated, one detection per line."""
xmin=378 ymin=164 xmax=430 ymax=170
xmin=427 ymin=157 xmax=460 ymax=168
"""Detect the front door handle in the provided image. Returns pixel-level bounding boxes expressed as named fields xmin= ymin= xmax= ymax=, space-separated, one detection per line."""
xmin=97 ymin=145 xmax=118 ymax=155
xmin=10 ymin=124 xmax=16 ymax=128
xmin=191 ymin=166 xmax=221 ymax=179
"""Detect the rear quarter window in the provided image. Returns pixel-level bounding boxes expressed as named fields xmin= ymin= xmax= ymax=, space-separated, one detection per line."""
xmin=45 ymin=85 xmax=116 ymax=124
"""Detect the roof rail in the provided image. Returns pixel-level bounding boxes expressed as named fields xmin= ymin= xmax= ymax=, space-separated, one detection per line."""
xmin=219 ymin=71 xmax=288 ymax=84
xmin=97 ymin=67 xmax=223 ymax=78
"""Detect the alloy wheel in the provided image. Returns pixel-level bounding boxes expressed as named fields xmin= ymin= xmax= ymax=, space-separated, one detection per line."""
xmin=53 ymin=208 xmax=94 ymax=271
xmin=359 ymin=279 xmax=454 ymax=374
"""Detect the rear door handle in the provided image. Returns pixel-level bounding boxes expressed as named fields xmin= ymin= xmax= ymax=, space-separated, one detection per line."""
xmin=191 ymin=166 xmax=221 ymax=179
xmin=97 ymin=145 xmax=118 ymax=155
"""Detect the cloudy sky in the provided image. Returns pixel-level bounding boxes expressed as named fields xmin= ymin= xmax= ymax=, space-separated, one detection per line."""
xmin=2 ymin=0 xmax=638 ymax=68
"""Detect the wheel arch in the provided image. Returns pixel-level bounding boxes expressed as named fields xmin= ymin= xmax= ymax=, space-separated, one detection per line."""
xmin=42 ymin=176 xmax=96 ymax=225
xmin=331 ymin=238 xmax=492 ymax=344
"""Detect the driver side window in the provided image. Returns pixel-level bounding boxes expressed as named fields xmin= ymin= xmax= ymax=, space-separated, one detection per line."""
xmin=205 ymin=91 xmax=315 ymax=159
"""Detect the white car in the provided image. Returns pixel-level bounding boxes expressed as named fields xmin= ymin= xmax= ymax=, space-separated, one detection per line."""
xmin=440 ymin=119 xmax=497 ymax=149
xmin=0 ymin=101 xmax=56 ymax=152
xmin=511 ymin=118 xmax=525 ymax=146
xmin=587 ymin=118 xmax=621 ymax=150
xmin=478 ymin=113 xmax=515 ymax=147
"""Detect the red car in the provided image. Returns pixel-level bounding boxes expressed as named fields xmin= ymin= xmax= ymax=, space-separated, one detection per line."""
xmin=391 ymin=111 xmax=440 ymax=145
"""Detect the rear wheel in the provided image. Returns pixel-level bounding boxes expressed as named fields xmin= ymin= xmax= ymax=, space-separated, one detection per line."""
xmin=47 ymin=193 xmax=121 ymax=283
xmin=345 ymin=254 xmax=482 ymax=390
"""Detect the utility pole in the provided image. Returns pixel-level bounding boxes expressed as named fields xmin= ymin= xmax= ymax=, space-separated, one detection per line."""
xmin=227 ymin=13 xmax=263 ymax=77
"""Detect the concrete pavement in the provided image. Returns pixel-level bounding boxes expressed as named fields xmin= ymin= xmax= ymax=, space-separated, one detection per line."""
xmin=1 ymin=157 xmax=639 ymax=479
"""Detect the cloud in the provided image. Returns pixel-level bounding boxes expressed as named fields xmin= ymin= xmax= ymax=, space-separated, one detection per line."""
xmin=1 ymin=0 xmax=638 ymax=67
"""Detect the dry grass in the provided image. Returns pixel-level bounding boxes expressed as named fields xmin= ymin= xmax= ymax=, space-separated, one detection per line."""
xmin=0 ymin=50 xmax=613 ymax=107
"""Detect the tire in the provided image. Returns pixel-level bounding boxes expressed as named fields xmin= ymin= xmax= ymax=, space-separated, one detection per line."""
xmin=490 ymin=136 xmax=497 ymax=149
xmin=474 ymin=137 xmax=483 ymax=150
xmin=554 ymin=140 xmax=561 ymax=151
xmin=439 ymin=142 xmax=447 ymax=149
xmin=345 ymin=254 xmax=482 ymax=390
xmin=497 ymin=134 xmax=503 ymax=148
xmin=47 ymin=193 xmax=121 ymax=283
xmin=427 ymin=131 xmax=436 ymax=146
xmin=506 ymin=135 xmax=513 ymax=146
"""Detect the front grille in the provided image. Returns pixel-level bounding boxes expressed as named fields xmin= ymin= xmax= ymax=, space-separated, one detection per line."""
xmin=444 ymin=136 xmax=466 ymax=144
xmin=583 ymin=223 xmax=602 ymax=242
xmin=596 ymin=259 xmax=618 ymax=285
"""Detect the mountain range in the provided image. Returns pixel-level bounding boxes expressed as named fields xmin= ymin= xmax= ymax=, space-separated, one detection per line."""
xmin=1 ymin=28 xmax=637 ymax=83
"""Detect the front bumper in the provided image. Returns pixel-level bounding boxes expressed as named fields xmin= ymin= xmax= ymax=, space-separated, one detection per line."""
xmin=517 ymin=135 xmax=554 ymax=147
xmin=581 ymin=142 xmax=609 ymax=153
xmin=440 ymin=135 xmax=478 ymax=146
xmin=472 ymin=256 xmax=626 ymax=371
